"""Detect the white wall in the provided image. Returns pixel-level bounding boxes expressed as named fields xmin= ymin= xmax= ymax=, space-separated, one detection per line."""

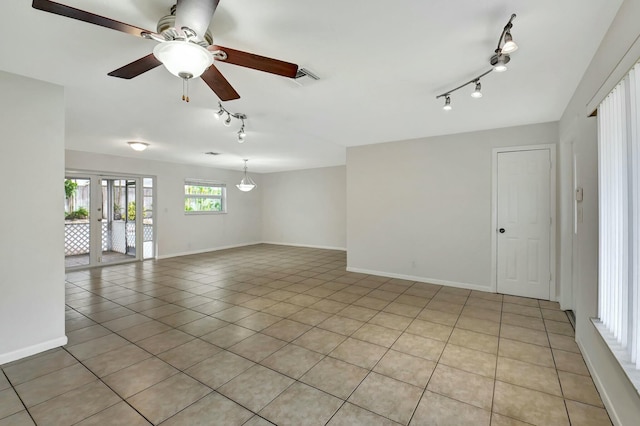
xmin=262 ymin=166 xmax=346 ymax=250
xmin=558 ymin=0 xmax=640 ymax=423
xmin=346 ymin=122 xmax=558 ymax=291
xmin=65 ymin=151 xmax=262 ymax=258
xmin=0 ymin=71 xmax=66 ymax=363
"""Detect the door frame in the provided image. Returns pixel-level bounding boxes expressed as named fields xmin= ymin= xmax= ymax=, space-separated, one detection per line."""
xmin=490 ymin=144 xmax=557 ymax=300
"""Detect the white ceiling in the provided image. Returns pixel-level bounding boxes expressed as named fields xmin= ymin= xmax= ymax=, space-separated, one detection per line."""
xmin=0 ymin=0 xmax=622 ymax=173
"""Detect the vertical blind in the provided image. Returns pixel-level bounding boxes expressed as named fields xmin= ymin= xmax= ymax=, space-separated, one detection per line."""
xmin=598 ymin=62 xmax=640 ymax=369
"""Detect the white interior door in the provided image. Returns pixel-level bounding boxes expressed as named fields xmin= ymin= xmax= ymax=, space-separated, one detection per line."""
xmin=497 ymin=149 xmax=552 ymax=299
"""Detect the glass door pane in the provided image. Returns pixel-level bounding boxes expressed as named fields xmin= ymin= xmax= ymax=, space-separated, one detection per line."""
xmin=143 ymin=178 xmax=154 ymax=259
xmin=100 ymin=178 xmax=137 ymax=264
xmin=64 ymin=177 xmax=91 ymax=268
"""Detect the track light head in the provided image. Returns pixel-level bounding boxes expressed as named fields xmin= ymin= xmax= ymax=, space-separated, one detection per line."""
xmin=214 ymin=104 xmax=225 ymax=119
xmin=238 ymin=126 xmax=246 ymax=143
xmin=443 ymin=95 xmax=452 ymax=111
xmin=501 ymin=31 xmax=518 ymax=54
xmin=471 ymin=81 xmax=483 ymax=98
xmin=490 ymin=53 xmax=510 ymax=72
xmin=224 ymin=113 xmax=232 ymax=126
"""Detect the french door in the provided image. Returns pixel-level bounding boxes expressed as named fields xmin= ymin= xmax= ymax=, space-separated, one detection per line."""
xmin=64 ymin=173 xmax=154 ymax=270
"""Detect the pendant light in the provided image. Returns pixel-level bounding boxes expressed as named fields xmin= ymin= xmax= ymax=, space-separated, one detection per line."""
xmin=236 ymin=159 xmax=256 ymax=192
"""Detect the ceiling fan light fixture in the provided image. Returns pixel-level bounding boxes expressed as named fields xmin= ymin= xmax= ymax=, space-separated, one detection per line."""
xmin=236 ymin=160 xmax=256 ymax=192
xmin=153 ymin=40 xmax=213 ymax=79
xmin=128 ymin=141 xmax=149 ymax=151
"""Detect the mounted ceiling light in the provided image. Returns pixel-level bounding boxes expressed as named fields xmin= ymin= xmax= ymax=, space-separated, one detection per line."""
xmin=214 ymin=102 xmax=248 ymax=143
xmin=436 ymin=14 xmax=518 ymax=110
xmin=128 ymin=141 xmax=149 ymax=151
xmin=471 ymin=81 xmax=483 ymax=98
xmin=153 ymin=40 xmax=213 ymax=80
xmin=236 ymin=160 xmax=256 ymax=192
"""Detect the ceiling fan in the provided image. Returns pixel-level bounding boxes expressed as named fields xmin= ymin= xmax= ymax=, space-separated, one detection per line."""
xmin=32 ymin=0 xmax=299 ymax=102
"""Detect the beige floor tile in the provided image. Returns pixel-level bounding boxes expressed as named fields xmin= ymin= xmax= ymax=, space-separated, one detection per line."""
xmin=496 ymin=357 xmax=561 ymax=396
xmin=178 ymin=316 xmax=229 ymax=336
xmin=553 ymin=348 xmax=590 ymax=376
xmin=82 ymin=344 xmax=152 ymax=377
xmin=384 ymin=302 xmax=422 ymax=318
xmin=157 ymin=338 xmax=222 ymax=370
xmin=240 ymin=296 xmax=279 ymax=311
xmin=339 ymin=305 xmax=378 ymax=322
xmin=157 ymin=309 xmax=205 ymax=327
xmin=391 ymin=333 xmax=445 ymax=361
xmin=369 ymin=289 xmax=401 ymax=301
xmin=103 ymin=357 xmax=178 ymax=398
xmin=0 ymin=411 xmax=35 ymax=426
xmin=287 ymin=294 xmax=322 ymax=307
xmin=2 ymin=350 xmax=77 ymax=386
xmin=460 ymin=305 xmax=502 ymax=323
xmin=498 ymin=338 xmax=554 ymax=368
xmin=394 ymin=295 xmax=430 ymax=308
xmin=261 ymin=344 xmax=324 ymax=379
xmin=558 ymin=371 xmax=604 ymax=407
xmin=260 ymin=382 xmax=343 ymax=425
xmin=330 ymin=338 xmax=387 ymax=369
xmin=136 ymin=329 xmax=194 ymax=355
xmin=448 ymin=328 xmax=498 ymax=354
xmin=544 ymin=319 xmax=575 ymax=336
xmin=352 ymin=323 xmax=402 ymax=347
xmin=502 ymin=303 xmax=542 ymax=318
xmin=465 ymin=297 xmax=502 ymax=312
xmin=127 ymin=374 xmax=211 ymax=424
xmin=300 ymin=357 xmax=368 ymax=399
xmin=416 ymin=308 xmax=459 ymax=327
xmin=539 ymin=300 xmax=562 ymax=310
xmin=66 ymin=333 xmax=129 ymax=361
xmin=501 ymin=312 xmax=546 ymax=331
xmin=161 ymin=392 xmax=253 ymax=426
xmin=470 ymin=291 xmax=503 ymax=302
xmin=547 ymin=333 xmax=580 ymax=353
xmin=15 ymin=363 xmax=96 ymax=407
xmin=370 ymin=312 xmax=413 ymax=330
xmin=456 ymin=316 xmax=500 ymax=336
xmin=349 ymin=372 xmax=422 ymax=425
xmin=235 ymin=312 xmax=282 ymax=331
xmin=101 ymin=313 xmax=152 ymax=332
xmin=200 ymin=324 xmax=255 ymax=348
xmin=212 ymin=306 xmax=257 ymax=322
xmin=243 ymin=415 xmax=274 ymax=426
xmin=353 ymin=296 xmax=391 ymax=310
xmin=185 ymin=350 xmax=255 ymax=389
xmin=228 ymin=333 xmax=287 ymax=362
xmin=262 ymin=319 xmax=312 ymax=342
xmin=75 ymin=401 xmax=150 ymax=426
xmin=406 ymin=319 xmax=453 ymax=342
xmin=218 ymin=365 xmax=294 ymax=412
xmin=86 ymin=306 xmax=136 ymax=323
xmin=490 ymin=413 xmax=534 ymax=425
xmin=328 ymin=402 xmax=401 ymax=425
xmin=541 ymin=308 xmax=568 ymax=322
xmin=117 ymin=320 xmax=172 ymax=342
xmin=503 ymin=295 xmax=539 ymax=307
xmin=288 ymin=308 xmax=332 ymax=326
xmin=141 ymin=304 xmax=185 ymax=320
xmin=425 ymin=300 xmax=464 ymax=315
xmin=327 ymin=291 xmax=361 ymax=304
xmin=262 ymin=302 xmax=304 ymax=317
xmin=427 ymin=364 xmax=493 ymax=409
xmin=374 ymin=350 xmax=436 ymax=387
xmin=66 ymin=325 xmax=112 ymax=346
xmin=294 ymin=328 xmax=346 ymax=354
xmin=431 ymin=292 xmax=468 ymax=306
xmin=318 ymin=315 xmax=364 ymax=336
xmin=500 ymin=324 xmax=549 ymax=347
xmin=439 ymin=344 xmax=496 ymax=378
xmin=565 ymin=400 xmax=612 ymax=426
xmin=29 ymin=380 xmax=121 ymax=426
xmin=410 ymin=390 xmax=491 ymax=426
xmin=0 ymin=389 xmax=24 ymax=420
xmin=493 ymin=381 xmax=569 ymax=425
xmin=191 ymin=300 xmax=234 ymax=315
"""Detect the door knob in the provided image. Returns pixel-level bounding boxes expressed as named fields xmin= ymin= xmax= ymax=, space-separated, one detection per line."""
xmin=499 ymin=228 xmax=505 ymax=233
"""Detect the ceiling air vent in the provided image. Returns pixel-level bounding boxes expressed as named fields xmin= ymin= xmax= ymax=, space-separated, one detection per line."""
xmin=205 ymin=152 xmax=221 ymax=156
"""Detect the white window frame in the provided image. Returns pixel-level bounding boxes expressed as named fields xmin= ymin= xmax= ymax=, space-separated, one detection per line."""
xmin=184 ymin=179 xmax=227 ymax=215
xmin=594 ymin=61 xmax=640 ymax=394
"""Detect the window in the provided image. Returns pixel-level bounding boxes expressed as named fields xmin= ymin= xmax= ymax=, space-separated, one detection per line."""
xmin=184 ymin=180 xmax=226 ymax=214
xmin=596 ymin=61 xmax=640 ymax=382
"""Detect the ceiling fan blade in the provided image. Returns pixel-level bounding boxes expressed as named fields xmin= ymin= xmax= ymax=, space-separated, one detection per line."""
xmin=175 ymin=0 xmax=219 ymax=42
xmin=108 ymin=54 xmax=162 ymax=79
xmin=32 ymin=0 xmax=153 ymax=37
xmin=211 ymin=45 xmax=299 ymax=78
xmin=201 ymin=65 xmax=240 ymax=101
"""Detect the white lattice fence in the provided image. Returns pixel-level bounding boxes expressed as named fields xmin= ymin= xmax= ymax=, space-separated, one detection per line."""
xmin=65 ymin=222 xmax=109 ymax=255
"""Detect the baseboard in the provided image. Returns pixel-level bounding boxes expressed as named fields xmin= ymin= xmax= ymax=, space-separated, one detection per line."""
xmin=156 ymin=242 xmax=263 ymax=259
xmin=0 ymin=336 xmax=68 ymax=365
xmin=261 ymin=241 xmax=347 ymax=251
xmin=576 ymin=336 xmax=622 ymax=426
xmin=346 ymin=267 xmax=492 ymax=293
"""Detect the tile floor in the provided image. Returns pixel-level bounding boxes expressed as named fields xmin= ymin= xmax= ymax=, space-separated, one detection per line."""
xmin=1 ymin=245 xmax=612 ymax=425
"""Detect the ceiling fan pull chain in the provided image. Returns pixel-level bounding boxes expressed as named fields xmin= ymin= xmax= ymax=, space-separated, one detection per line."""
xmin=182 ymin=78 xmax=190 ymax=103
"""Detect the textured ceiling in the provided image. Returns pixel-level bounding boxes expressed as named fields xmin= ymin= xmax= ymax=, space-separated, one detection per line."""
xmin=0 ymin=0 xmax=623 ymax=172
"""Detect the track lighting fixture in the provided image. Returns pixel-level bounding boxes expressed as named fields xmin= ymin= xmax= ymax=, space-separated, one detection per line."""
xmin=443 ymin=96 xmax=452 ymax=111
xmin=214 ymin=102 xmax=248 ymax=143
xmin=436 ymin=14 xmax=518 ymax=110
xmin=236 ymin=159 xmax=256 ymax=192
xmin=471 ymin=81 xmax=483 ymax=98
